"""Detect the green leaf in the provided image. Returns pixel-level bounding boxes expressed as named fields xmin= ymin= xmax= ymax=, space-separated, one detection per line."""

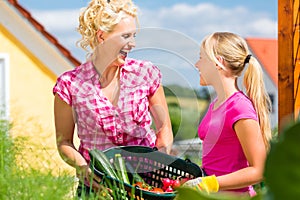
xmin=264 ymin=122 xmax=300 ymax=199
xmin=176 ymin=187 xmax=251 ymax=200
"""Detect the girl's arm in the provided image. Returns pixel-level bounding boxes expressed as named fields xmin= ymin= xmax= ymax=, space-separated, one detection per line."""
xmin=217 ymin=118 xmax=267 ymax=190
xmin=149 ymin=86 xmax=173 ymax=154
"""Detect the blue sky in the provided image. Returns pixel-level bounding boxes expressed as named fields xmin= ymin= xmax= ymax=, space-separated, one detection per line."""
xmin=17 ymin=0 xmax=278 ymax=89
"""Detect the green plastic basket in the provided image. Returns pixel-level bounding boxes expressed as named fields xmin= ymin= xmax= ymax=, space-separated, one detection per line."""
xmin=89 ymin=145 xmax=204 ymax=200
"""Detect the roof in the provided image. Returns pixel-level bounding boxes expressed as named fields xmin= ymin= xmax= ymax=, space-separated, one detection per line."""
xmin=246 ymin=38 xmax=278 ymax=87
xmin=6 ymin=0 xmax=81 ymax=67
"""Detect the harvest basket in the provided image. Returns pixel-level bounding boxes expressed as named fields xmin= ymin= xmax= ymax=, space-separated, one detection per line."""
xmin=89 ymin=145 xmax=204 ymax=200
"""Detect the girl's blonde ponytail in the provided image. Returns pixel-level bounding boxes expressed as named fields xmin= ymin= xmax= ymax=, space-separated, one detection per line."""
xmin=244 ymin=56 xmax=272 ymax=149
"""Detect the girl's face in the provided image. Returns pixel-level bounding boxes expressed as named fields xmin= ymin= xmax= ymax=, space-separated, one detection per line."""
xmin=100 ymin=16 xmax=137 ymax=65
xmin=195 ymin=47 xmax=218 ymax=86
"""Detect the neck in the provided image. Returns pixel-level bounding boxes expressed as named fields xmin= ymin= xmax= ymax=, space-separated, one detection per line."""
xmin=214 ymin=76 xmax=239 ymax=103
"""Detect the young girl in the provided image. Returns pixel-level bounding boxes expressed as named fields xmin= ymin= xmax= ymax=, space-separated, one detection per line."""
xmin=184 ymin=32 xmax=272 ymax=196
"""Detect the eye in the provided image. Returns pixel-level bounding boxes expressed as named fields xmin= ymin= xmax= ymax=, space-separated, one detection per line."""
xmin=122 ymin=34 xmax=130 ymax=39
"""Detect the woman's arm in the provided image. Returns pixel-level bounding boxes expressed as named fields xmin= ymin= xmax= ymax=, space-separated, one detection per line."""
xmin=149 ymin=86 xmax=173 ymax=154
xmin=54 ymin=94 xmax=87 ymax=168
xmin=217 ymin=119 xmax=267 ymax=190
xmin=54 ymin=94 xmax=101 ymax=189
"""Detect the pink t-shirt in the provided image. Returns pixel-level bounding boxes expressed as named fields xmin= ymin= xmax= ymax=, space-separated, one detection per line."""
xmin=198 ymin=91 xmax=258 ymax=195
xmin=53 ymin=58 xmax=161 ymax=161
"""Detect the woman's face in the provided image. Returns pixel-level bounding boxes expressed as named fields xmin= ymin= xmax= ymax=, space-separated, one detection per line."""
xmin=195 ymin=47 xmax=218 ymax=86
xmin=100 ymin=16 xmax=137 ymax=65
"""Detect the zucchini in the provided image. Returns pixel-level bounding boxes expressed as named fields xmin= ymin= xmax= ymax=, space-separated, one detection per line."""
xmin=114 ymin=154 xmax=130 ymax=184
xmin=125 ymin=162 xmax=144 ymax=183
xmin=89 ymin=149 xmax=119 ymax=179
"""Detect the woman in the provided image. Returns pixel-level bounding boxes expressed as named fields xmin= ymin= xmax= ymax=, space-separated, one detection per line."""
xmin=53 ymin=0 xmax=173 ymax=195
xmin=184 ymin=32 xmax=272 ymax=196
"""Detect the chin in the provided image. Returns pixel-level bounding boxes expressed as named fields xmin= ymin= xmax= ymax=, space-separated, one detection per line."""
xmin=117 ymin=55 xmax=126 ymax=65
xmin=200 ymin=80 xmax=207 ymax=86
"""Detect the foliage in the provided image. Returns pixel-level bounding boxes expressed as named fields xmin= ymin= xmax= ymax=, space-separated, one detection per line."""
xmin=168 ymin=103 xmax=181 ymax=136
xmin=165 ymin=94 xmax=207 ymax=141
xmin=0 ymin=119 xmax=75 ymax=200
xmin=164 ymin=85 xmax=210 ymax=100
xmin=176 ymin=121 xmax=300 ymax=200
xmin=264 ymin=121 xmax=300 ymax=199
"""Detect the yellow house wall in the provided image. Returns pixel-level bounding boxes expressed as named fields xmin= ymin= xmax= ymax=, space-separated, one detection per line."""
xmin=0 ymin=25 xmax=75 ymax=175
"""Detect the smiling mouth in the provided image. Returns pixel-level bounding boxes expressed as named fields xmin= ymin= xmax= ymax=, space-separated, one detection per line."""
xmin=119 ymin=50 xmax=128 ymax=57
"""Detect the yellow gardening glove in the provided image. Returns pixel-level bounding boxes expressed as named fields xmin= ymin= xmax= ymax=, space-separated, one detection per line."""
xmin=183 ymin=175 xmax=219 ymax=194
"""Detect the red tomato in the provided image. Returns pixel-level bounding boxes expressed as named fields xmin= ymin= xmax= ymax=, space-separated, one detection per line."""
xmin=172 ymin=179 xmax=181 ymax=189
xmin=161 ymin=178 xmax=172 ymax=188
xmin=165 ymin=186 xmax=174 ymax=192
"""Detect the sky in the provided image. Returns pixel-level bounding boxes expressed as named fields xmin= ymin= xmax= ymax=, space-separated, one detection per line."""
xmin=17 ymin=0 xmax=278 ymax=89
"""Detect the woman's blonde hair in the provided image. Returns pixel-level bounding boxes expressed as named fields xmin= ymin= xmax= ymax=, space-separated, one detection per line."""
xmin=201 ymin=32 xmax=272 ymax=149
xmin=77 ymin=0 xmax=138 ymax=51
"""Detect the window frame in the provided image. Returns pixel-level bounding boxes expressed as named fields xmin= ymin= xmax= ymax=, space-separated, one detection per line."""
xmin=0 ymin=53 xmax=10 ymax=120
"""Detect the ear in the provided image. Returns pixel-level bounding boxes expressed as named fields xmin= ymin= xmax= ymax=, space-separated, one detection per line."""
xmin=216 ymin=56 xmax=226 ymax=69
xmin=216 ymin=55 xmax=224 ymax=65
xmin=96 ymin=30 xmax=104 ymax=43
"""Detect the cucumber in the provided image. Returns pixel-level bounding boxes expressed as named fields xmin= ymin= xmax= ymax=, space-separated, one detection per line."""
xmin=114 ymin=154 xmax=130 ymax=184
xmin=89 ymin=149 xmax=119 ymax=179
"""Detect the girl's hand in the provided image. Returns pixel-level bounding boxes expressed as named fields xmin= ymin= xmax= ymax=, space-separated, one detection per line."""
xmin=183 ymin=175 xmax=219 ymax=194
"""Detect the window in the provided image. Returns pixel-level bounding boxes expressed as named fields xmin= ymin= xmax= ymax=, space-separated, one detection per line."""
xmin=0 ymin=54 xmax=9 ymax=120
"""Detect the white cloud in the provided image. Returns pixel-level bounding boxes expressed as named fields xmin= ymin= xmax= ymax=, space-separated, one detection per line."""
xmin=139 ymin=3 xmax=277 ymax=41
xmin=30 ymin=9 xmax=80 ymax=33
xmin=28 ymin=3 xmax=277 ymax=87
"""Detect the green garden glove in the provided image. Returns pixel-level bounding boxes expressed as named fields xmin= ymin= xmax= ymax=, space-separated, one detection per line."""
xmin=183 ymin=175 xmax=219 ymax=194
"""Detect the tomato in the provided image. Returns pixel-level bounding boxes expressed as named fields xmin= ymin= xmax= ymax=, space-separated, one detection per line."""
xmin=172 ymin=179 xmax=181 ymax=189
xmin=164 ymin=186 xmax=174 ymax=192
xmin=161 ymin=178 xmax=172 ymax=188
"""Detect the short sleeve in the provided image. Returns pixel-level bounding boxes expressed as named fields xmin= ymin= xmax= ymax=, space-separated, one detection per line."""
xmin=228 ymin=97 xmax=258 ymax=127
xmin=53 ymin=73 xmax=72 ymax=105
xmin=147 ymin=63 xmax=162 ymax=96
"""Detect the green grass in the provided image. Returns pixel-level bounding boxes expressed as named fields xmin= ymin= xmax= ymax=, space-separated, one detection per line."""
xmin=0 ymin=119 xmax=76 ymax=200
xmin=0 ymin=118 xmax=136 ymax=200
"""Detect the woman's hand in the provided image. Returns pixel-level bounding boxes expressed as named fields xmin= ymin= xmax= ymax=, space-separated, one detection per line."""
xmin=76 ymin=165 xmax=102 ymax=192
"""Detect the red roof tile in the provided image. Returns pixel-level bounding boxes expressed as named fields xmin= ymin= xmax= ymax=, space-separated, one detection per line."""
xmin=7 ymin=0 xmax=81 ymax=67
xmin=246 ymin=38 xmax=278 ymax=87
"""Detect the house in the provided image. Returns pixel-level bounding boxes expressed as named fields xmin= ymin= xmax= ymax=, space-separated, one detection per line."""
xmin=0 ymin=0 xmax=80 ymax=175
xmin=246 ymin=38 xmax=278 ymax=129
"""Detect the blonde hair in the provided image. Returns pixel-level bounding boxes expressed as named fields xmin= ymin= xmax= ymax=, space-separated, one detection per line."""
xmin=77 ymin=0 xmax=138 ymax=51
xmin=201 ymin=32 xmax=272 ymax=149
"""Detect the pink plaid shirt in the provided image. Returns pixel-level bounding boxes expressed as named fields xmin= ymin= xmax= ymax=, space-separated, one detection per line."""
xmin=53 ymin=58 xmax=161 ymax=161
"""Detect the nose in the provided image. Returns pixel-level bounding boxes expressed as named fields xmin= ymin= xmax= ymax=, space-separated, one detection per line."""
xmin=195 ymin=62 xmax=200 ymax=69
xmin=128 ymin=36 xmax=136 ymax=48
